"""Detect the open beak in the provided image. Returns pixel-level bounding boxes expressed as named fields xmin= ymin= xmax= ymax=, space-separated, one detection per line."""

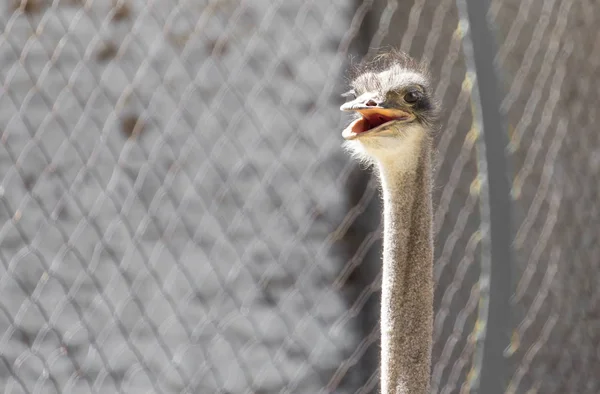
xmin=340 ymin=98 xmax=413 ymax=140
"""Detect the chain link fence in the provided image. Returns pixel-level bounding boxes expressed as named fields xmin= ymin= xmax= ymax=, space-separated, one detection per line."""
xmin=0 ymin=0 xmax=596 ymax=393
xmin=493 ymin=0 xmax=600 ymax=392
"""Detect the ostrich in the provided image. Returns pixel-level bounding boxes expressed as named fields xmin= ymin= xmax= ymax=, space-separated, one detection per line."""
xmin=340 ymin=51 xmax=439 ymax=394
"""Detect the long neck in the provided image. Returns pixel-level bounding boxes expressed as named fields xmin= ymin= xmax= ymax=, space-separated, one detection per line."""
xmin=376 ymin=137 xmax=434 ymax=394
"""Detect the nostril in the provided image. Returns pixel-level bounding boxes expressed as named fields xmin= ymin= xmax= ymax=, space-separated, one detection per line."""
xmin=365 ymin=99 xmax=378 ymax=107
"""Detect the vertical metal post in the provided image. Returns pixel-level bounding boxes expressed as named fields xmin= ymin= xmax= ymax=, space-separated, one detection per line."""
xmin=456 ymin=0 xmax=512 ymax=392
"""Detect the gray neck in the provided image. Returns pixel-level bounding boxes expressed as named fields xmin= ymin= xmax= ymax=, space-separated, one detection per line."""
xmin=376 ymin=138 xmax=434 ymax=394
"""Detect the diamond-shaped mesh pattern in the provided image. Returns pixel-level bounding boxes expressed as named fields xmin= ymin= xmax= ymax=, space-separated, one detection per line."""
xmin=492 ymin=1 xmax=600 ymax=393
xmin=0 ymin=0 xmax=595 ymax=393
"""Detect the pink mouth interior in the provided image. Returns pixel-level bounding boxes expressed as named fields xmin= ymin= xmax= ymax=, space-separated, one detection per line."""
xmin=351 ymin=113 xmax=403 ymax=134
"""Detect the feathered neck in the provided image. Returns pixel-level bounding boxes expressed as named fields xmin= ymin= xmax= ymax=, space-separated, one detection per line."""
xmin=375 ymin=134 xmax=434 ymax=394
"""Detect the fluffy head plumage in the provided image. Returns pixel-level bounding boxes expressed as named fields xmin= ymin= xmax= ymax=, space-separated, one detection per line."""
xmin=341 ymin=51 xmax=439 ymax=163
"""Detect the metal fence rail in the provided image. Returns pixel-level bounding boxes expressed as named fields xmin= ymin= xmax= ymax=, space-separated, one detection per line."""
xmin=0 ymin=0 xmax=596 ymax=393
xmin=457 ymin=0 xmax=512 ymax=392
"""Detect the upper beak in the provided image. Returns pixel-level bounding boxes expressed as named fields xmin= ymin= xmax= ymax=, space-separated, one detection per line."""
xmin=340 ymin=97 xmax=384 ymax=112
xmin=340 ymin=96 xmax=413 ymax=122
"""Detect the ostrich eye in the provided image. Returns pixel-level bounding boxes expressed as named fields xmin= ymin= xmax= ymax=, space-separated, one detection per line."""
xmin=404 ymin=90 xmax=420 ymax=104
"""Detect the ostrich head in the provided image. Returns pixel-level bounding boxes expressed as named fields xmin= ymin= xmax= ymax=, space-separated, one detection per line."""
xmin=341 ymin=51 xmax=438 ymax=164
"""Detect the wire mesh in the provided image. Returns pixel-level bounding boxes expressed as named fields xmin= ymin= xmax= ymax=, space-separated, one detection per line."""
xmin=0 ymin=0 xmax=595 ymax=393
xmin=491 ymin=0 xmax=600 ymax=393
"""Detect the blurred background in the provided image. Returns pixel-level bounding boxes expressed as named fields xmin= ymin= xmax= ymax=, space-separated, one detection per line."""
xmin=0 ymin=0 xmax=597 ymax=393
